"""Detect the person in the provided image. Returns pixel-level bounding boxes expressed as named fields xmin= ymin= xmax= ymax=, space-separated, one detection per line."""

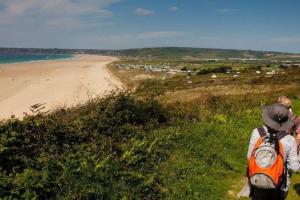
xmin=278 ymin=95 xmax=300 ymax=145
xmin=247 ymin=103 xmax=300 ymax=200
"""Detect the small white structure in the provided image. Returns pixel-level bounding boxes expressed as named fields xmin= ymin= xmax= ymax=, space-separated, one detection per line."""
xmin=266 ymin=70 xmax=276 ymax=75
xmin=256 ymin=71 xmax=261 ymax=74
xmin=186 ymin=76 xmax=190 ymax=79
xmin=233 ymin=75 xmax=239 ymax=77
xmin=188 ymin=81 xmax=193 ymax=84
xmin=236 ymin=72 xmax=240 ymax=74
xmin=211 ymin=75 xmax=217 ymax=78
xmin=167 ymin=71 xmax=176 ymax=75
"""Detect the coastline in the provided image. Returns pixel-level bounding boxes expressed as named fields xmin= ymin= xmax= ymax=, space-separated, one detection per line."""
xmin=0 ymin=54 xmax=74 ymax=65
xmin=0 ymin=55 xmax=122 ymax=120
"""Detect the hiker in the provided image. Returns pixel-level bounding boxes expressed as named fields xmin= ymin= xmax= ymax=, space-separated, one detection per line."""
xmin=278 ymin=95 xmax=300 ymax=144
xmin=247 ymin=103 xmax=300 ymax=200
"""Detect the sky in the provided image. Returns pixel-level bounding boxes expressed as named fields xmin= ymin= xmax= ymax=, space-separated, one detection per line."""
xmin=0 ymin=0 xmax=300 ymax=53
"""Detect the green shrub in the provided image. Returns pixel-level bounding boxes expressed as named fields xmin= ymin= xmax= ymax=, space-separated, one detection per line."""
xmin=196 ymin=66 xmax=232 ymax=75
xmin=0 ymin=93 xmax=171 ymax=199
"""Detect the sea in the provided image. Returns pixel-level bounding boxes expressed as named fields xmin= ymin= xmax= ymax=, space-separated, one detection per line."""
xmin=0 ymin=53 xmax=73 ymax=64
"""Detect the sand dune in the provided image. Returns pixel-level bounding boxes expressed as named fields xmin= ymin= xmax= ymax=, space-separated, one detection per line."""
xmin=0 ymin=55 xmax=122 ymax=119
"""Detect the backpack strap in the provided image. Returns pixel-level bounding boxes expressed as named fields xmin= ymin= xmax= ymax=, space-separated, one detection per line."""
xmin=258 ymin=127 xmax=288 ymax=140
xmin=257 ymin=127 xmax=266 ymax=137
xmin=276 ymin=132 xmax=288 ymax=140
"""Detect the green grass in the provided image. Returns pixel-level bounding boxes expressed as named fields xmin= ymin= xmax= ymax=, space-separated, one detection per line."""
xmin=159 ymin=107 xmax=262 ymax=199
xmin=292 ymin=99 xmax=300 ymax=116
xmin=158 ymin=100 xmax=300 ymax=200
xmin=286 ymin=99 xmax=300 ymax=200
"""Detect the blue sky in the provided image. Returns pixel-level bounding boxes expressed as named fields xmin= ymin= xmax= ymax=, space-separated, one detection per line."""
xmin=0 ymin=0 xmax=300 ymax=52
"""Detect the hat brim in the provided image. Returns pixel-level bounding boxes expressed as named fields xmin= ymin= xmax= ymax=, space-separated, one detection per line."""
xmin=262 ymin=106 xmax=294 ymax=132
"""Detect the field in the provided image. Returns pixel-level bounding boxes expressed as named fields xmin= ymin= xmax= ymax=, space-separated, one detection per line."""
xmin=1 ymin=48 xmax=300 ymax=199
xmin=109 ymin=54 xmax=300 ymax=200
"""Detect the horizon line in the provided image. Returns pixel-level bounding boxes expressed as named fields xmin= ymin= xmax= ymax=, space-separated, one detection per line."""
xmin=0 ymin=46 xmax=299 ymax=54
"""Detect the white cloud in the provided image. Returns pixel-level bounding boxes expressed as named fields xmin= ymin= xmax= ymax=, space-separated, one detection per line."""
xmin=169 ymin=6 xmax=179 ymax=12
xmin=2 ymin=0 xmax=113 ymax=16
xmin=133 ymin=8 xmax=154 ymax=16
xmin=138 ymin=31 xmax=186 ymax=39
xmin=0 ymin=0 xmax=120 ymax=48
xmin=0 ymin=0 xmax=117 ymax=27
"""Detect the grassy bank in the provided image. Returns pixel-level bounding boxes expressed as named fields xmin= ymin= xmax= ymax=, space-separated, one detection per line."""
xmin=1 ymin=69 xmax=300 ymax=199
xmin=161 ymin=98 xmax=300 ymax=200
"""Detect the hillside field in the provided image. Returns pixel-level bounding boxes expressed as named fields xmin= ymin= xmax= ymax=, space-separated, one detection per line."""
xmin=1 ymin=49 xmax=300 ymax=199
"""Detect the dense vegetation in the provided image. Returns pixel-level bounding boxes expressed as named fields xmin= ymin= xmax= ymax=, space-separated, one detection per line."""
xmin=1 ymin=90 xmax=299 ymax=199
xmin=196 ymin=66 xmax=232 ymax=75
xmin=0 ymin=94 xmax=173 ymax=199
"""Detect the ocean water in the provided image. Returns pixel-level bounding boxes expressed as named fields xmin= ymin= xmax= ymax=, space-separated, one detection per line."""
xmin=0 ymin=53 xmax=73 ymax=64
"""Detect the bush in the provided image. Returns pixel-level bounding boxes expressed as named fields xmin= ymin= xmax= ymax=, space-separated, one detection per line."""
xmin=196 ymin=66 xmax=232 ymax=75
xmin=0 ymin=93 xmax=171 ymax=199
xmin=181 ymin=66 xmax=188 ymax=71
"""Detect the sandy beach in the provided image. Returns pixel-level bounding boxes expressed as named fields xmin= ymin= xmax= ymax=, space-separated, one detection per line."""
xmin=0 ymin=55 xmax=122 ymax=119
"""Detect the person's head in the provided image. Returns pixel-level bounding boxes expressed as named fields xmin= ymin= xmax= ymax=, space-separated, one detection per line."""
xmin=262 ymin=103 xmax=293 ymax=132
xmin=278 ymin=95 xmax=292 ymax=108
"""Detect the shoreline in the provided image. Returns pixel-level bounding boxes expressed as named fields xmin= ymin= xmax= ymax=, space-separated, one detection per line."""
xmin=0 ymin=55 xmax=122 ymax=120
xmin=0 ymin=54 xmax=75 ymax=65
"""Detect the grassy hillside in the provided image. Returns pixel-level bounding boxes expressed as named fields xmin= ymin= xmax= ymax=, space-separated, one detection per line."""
xmin=159 ymin=96 xmax=300 ymax=200
xmin=1 ymin=93 xmax=300 ymax=199
xmin=1 ymin=56 xmax=300 ymax=199
xmin=113 ymin=47 xmax=300 ymax=60
xmin=109 ymin=57 xmax=300 ymax=199
xmin=1 ymin=47 xmax=300 ymax=60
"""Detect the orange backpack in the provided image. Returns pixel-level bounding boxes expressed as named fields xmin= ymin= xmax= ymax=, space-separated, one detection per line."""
xmin=248 ymin=127 xmax=287 ymax=189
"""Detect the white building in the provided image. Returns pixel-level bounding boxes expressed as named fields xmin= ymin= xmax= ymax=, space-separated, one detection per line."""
xmin=266 ymin=70 xmax=276 ymax=75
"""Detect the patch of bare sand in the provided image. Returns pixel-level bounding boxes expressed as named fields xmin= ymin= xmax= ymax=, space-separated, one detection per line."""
xmin=0 ymin=55 xmax=123 ymax=119
xmin=133 ymin=74 xmax=155 ymax=81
